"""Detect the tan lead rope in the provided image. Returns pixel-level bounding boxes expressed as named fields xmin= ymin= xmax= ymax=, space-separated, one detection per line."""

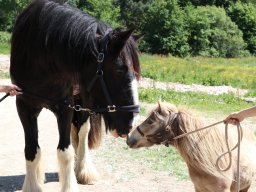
xmin=173 ymin=120 xmax=242 ymax=192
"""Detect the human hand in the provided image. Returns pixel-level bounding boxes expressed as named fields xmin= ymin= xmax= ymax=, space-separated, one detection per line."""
xmin=224 ymin=112 xmax=244 ymax=125
xmin=3 ymin=84 xmax=22 ymax=96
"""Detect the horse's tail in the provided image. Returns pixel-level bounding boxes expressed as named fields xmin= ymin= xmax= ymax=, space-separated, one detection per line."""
xmin=71 ymin=106 xmax=103 ymax=150
xmin=88 ymin=114 xmax=103 ymax=149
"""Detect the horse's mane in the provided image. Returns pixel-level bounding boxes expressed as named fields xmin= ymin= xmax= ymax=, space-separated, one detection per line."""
xmin=155 ymin=102 xmax=241 ymax=178
xmin=11 ymin=0 xmax=140 ymax=77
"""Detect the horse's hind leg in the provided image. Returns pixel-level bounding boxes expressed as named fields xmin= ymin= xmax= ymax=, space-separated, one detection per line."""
xmin=74 ymin=118 xmax=99 ymax=184
xmin=53 ymin=105 xmax=78 ymax=192
xmin=16 ymin=98 xmax=44 ymax=192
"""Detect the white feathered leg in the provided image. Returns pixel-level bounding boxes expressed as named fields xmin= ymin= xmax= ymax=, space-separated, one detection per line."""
xmin=75 ymin=120 xmax=99 ymax=184
xmin=57 ymin=146 xmax=78 ymax=192
xmin=22 ymin=148 xmax=44 ymax=192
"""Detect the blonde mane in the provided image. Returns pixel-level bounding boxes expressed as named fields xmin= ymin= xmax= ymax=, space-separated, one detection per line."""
xmin=156 ymin=102 xmax=239 ymax=178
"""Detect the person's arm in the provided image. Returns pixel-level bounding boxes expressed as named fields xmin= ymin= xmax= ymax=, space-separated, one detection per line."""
xmin=224 ymin=106 xmax=256 ymax=125
xmin=0 ymin=84 xmax=22 ymax=96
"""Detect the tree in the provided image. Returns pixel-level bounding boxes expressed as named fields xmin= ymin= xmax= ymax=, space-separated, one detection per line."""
xmin=186 ymin=5 xmax=248 ymax=57
xmin=115 ymin=0 xmax=153 ymax=29
xmin=140 ymin=0 xmax=190 ymax=57
xmin=228 ymin=2 xmax=256 ymax=54
xmin=178 ymin=0 xmax=240 ymax=7
xmin=0 ymin=0 xmax=30 ymax=31
xmin=79 ymin=0 xmax=121 ymax=27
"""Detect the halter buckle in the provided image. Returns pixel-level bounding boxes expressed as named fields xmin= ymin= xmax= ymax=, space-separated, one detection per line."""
xmin=108 ymin=105 xmax=116 ymax=112
xmin=97 ymin=53 xmax=104 ymax=63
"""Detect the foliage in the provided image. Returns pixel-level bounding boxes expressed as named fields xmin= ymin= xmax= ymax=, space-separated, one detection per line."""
xmin=74 ymin=0 xmax=121 ymax=27
xmin=115 ymin=0 xmax=153 ymax=29
xmin=140 ymin=0 xmax=190 ymax=57
xmin=186 ymin=5 xmax=248 ymax=57
xmin=1 ymin=0 xmax=255 ymax=57
xmin=0 ymin=0 xmax=30 ymax=31
xmin=178 ymin=0 xmax=240 ymax=7
xmin=0 ymin=31 xmax=10 ymax=43
xmin=227 ymin=2 xmax=256 ymax=55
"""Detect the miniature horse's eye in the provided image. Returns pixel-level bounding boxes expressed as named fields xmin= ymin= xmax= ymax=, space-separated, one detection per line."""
xmin=147 ymin=118 xmax=154 ymax=124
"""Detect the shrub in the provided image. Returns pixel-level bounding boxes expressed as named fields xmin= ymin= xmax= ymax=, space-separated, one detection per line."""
xmin=227 ymin=2 xmax=256 ymax=55
xmin=186 ymin=5 xmax=248 ymax=57
xmin=141 ymin=0 xmax=190 ymax=57
xmin=0 ymin=31 xmax=10 ymax=44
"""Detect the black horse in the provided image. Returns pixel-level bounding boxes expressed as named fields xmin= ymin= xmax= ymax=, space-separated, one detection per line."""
xmin=10 ymin=0 xmax=141 ymax=191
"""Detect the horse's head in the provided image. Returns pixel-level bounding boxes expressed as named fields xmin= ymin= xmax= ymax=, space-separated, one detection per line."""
xmin=84 ymin=28 xmax=141 ymax=138
xmin=127 ymin=102 xmax=179 ymax=148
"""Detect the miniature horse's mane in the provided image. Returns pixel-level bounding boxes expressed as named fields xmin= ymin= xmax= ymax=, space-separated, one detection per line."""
xmin=154 ymin=103 xmax=237 ymax=178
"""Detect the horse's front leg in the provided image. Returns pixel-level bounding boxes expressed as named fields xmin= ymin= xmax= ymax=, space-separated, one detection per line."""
xmin=73 ymin=118 xmax=99 ymax=184
xmin=16 ymin=98 xmax=44 ymax=192
xmin=54 ymin=105 xmax=78 ymax=192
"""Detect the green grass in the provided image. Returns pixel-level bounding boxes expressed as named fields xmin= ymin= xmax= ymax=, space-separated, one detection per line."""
xmin=0 ymin=72 xmax=10 ymax=79
xmin=126 ymin=146 xmax=189 ymax=180
xmin=139 ymin=88 xmax=254 ymax=115
xmin=0 ymin=44 xmax=10 ymax=55
xmin=0 ymin=31 xmax=11 ymax=54
xmin=140 ymin=54 xmax=256 ymax=93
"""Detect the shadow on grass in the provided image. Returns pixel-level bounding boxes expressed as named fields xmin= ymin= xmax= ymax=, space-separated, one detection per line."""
xmin=0 ymin=172 xmax=58 ymax=191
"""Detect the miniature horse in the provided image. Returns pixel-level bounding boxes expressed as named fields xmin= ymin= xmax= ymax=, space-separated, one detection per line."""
xmin=10 ymin=0 xmax=140 ymax=191
xmin=127 ymin=102 xmax=256 ymax=192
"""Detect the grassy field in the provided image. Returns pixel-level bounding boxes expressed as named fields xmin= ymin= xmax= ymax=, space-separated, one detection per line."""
xmin=139 ymin=88 xmax=254 ymax=115
xmin=140 ymin=54 xmax=256 ymax=95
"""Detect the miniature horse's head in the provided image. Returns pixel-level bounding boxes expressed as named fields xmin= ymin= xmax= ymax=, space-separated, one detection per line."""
xmin=127 ymin=102 xmax=179 ymax=148
xmin=83 ymin=28 xmax=141 ymax=137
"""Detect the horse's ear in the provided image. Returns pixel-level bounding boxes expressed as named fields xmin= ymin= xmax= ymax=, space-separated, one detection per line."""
xmin=133 ymin=34 xmax=144 ymax=42
xmin=108 ymin=28 xmax=135 ymax=53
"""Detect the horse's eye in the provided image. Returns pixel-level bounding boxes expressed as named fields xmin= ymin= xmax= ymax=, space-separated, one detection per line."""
xmin=116 ymin=69 xmax=125 ymax=76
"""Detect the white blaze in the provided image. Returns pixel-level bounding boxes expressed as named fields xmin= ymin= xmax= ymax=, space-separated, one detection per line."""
xmin=131 ymin=78 xmax=139 ymax=105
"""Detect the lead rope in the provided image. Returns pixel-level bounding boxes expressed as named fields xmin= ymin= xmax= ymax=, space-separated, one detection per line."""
xmin=0 ymin=93 xmax=10 ymax=102
xmin=173 ymin=120 xmax=242 ymax=192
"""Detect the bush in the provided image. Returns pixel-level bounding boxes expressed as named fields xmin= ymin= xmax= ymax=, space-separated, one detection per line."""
xmin=186 ymin=6 xmax=248 ymax=57
xmin=0 ymin=0 xmax=30 ymax=32
xmin=0 ymin=31 xmax=10 ymax=44
xmin=140 ymin=0 xmax=190 ymax=57
xmin=227 ymin=2 xmax=256 ymax=55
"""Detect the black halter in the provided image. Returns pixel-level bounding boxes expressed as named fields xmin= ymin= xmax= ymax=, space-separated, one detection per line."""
xmin=87 ymin=30 xmax=140 ymax=114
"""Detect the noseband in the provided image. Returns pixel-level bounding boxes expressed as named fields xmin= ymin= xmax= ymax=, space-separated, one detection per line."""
xmin=86 ymin=30 xmax=140 ymax=114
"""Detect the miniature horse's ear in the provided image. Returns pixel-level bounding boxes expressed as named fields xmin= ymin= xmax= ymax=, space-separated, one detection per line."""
xmin=157 ymin=101 xmax=168 ymax=116
xmin=108 ymin=28 xmax=135 ymax=54
xmin=157 ymin=101 xmax=163 ymax=113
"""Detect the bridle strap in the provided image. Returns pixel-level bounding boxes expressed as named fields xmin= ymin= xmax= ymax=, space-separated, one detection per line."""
xmin=137 ymin=126 xmax=145 ymax=137
xmin=93 ymin=105 xmax=140 ymax=113
xmin=86 ymin=30 xmax=140 ymax=113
